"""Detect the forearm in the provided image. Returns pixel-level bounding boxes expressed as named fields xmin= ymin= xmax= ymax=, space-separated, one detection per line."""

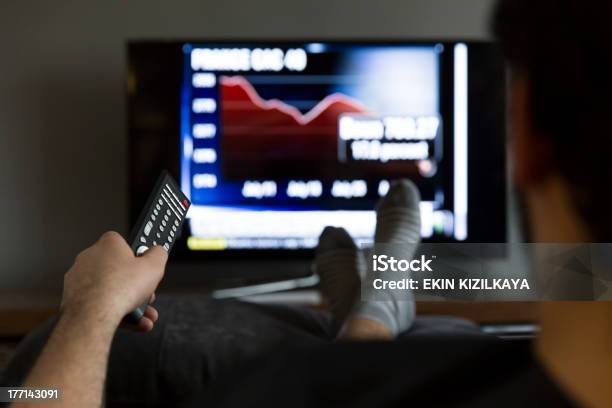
xmin=7 ymin=232 xmax=168 ymax=407
xmin=11 ymin=308 xmax=120 ymax=408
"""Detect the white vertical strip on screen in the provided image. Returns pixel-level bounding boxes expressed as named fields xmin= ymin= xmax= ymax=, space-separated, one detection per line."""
xmin=454 ymin=43 xmax=468 ymax=241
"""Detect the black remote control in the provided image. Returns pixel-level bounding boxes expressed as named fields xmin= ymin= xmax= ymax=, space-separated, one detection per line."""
xmin=125 ymin=171 xmax=191 ymax=323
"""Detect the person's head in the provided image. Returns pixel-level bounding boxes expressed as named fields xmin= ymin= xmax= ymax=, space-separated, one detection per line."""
xmin=493 ymin=0 xmax=612 ymax=242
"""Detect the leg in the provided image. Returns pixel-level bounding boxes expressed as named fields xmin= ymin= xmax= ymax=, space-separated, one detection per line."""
xmin=341 ymin=317 xmax=394 ymax=340
xmin=315 ymin=179 xmax=421 ymax=340
xmin=1 ymin=297 xmax=332 ymax=407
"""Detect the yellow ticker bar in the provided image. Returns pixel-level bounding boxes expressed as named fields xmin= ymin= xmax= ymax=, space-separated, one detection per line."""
xmin=187 ymin=237 xmax=228 ymax=250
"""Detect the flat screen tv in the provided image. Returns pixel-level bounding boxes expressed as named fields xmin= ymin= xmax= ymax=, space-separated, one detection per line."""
xmin=127 ymin=40 xmax=507 ymax=264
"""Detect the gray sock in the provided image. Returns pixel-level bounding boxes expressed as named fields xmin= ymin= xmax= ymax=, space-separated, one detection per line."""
xmin=353 ymin=179 xmax=421 ymax=336
xmin=314 ymin=226 xmax=364 ymax=330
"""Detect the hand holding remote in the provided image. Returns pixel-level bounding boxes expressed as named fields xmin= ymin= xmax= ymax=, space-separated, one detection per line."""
xmin=61 ymin=231 xmax=168 ymax=332
xmin=125 ymin=171 xmax=190 ymax=323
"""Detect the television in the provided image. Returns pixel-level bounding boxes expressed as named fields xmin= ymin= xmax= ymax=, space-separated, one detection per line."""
xmin=127 ymin=40 xmax=506 ymax=266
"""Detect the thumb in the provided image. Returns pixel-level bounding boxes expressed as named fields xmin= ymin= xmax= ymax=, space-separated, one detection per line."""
xmin=139 ymin=245 xmax=169 ymax=275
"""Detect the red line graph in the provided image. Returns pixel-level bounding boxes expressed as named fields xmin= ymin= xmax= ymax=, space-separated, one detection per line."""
xmin=220 ymin=74 xmax=371 ymax=179
xmin=220 ymin=75 xmax=370 ymax=126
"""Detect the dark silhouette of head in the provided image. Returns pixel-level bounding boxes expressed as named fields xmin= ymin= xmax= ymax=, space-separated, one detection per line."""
xmin=494 ymin=0 xmax=612 ymax=241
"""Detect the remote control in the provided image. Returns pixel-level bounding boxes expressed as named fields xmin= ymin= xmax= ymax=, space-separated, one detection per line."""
xmin=125 ymin=171 xmax=191 ymax=323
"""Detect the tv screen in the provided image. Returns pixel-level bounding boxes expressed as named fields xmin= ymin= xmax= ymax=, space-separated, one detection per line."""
xmin=127 ymin=40 xmax=506 ymax=257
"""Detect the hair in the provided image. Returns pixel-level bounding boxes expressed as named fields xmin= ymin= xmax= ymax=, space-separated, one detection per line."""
xmin=493 ymin=0 xmax=612 ymax=241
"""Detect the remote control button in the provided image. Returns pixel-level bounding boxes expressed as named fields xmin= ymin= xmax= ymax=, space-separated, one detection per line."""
xmin=156 ymin=204 xmax=161 ymax=211
xmin=160 ymin=226 xmax=165 ymax=232
xmin=140 ymin=236 xmax=146 ymax=243
xmin=172 ymin=225 xmax=177 ymax=232
xmin=164 ymin=214 xmax=169 ymax=222
xmin=153 ymin=240 xmax=157 ymax=245
xmin=154 ymin=209 xmax=159 ymax=216
xmin=166 ymin=209 xmax=171 ymax=216
xmin=174 ymin=220 xmax=179 ymax=227
xmin=163 ymin=243 xmax=170 ymax=251
xmin=170 ymin=230 xmax=175 ymax=237
xmin=168 ymin=236 xmax=173 ymax=243
xmin=151 ymin=215 xmax=156 ymax=221
xmin=162 ymin=220 xmax=167 ymax=227
xmin=158 ymin=199 xmax=163 ymax=205
xmin=162 ymin=193 xmax=182 ymax=219
xmin=165 ymin=185 xmax=186 ymax=215
xmin=136 ymin=245 xmax=149 ymax=256
xmin=156 ymin=232 xmax=161 ymax=239
xmin=144 ymin=221 xmax=153 ymax=236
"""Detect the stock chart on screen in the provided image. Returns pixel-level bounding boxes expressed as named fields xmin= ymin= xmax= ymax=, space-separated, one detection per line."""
xmin=178 ymin=42 xmax=469 ymax=250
